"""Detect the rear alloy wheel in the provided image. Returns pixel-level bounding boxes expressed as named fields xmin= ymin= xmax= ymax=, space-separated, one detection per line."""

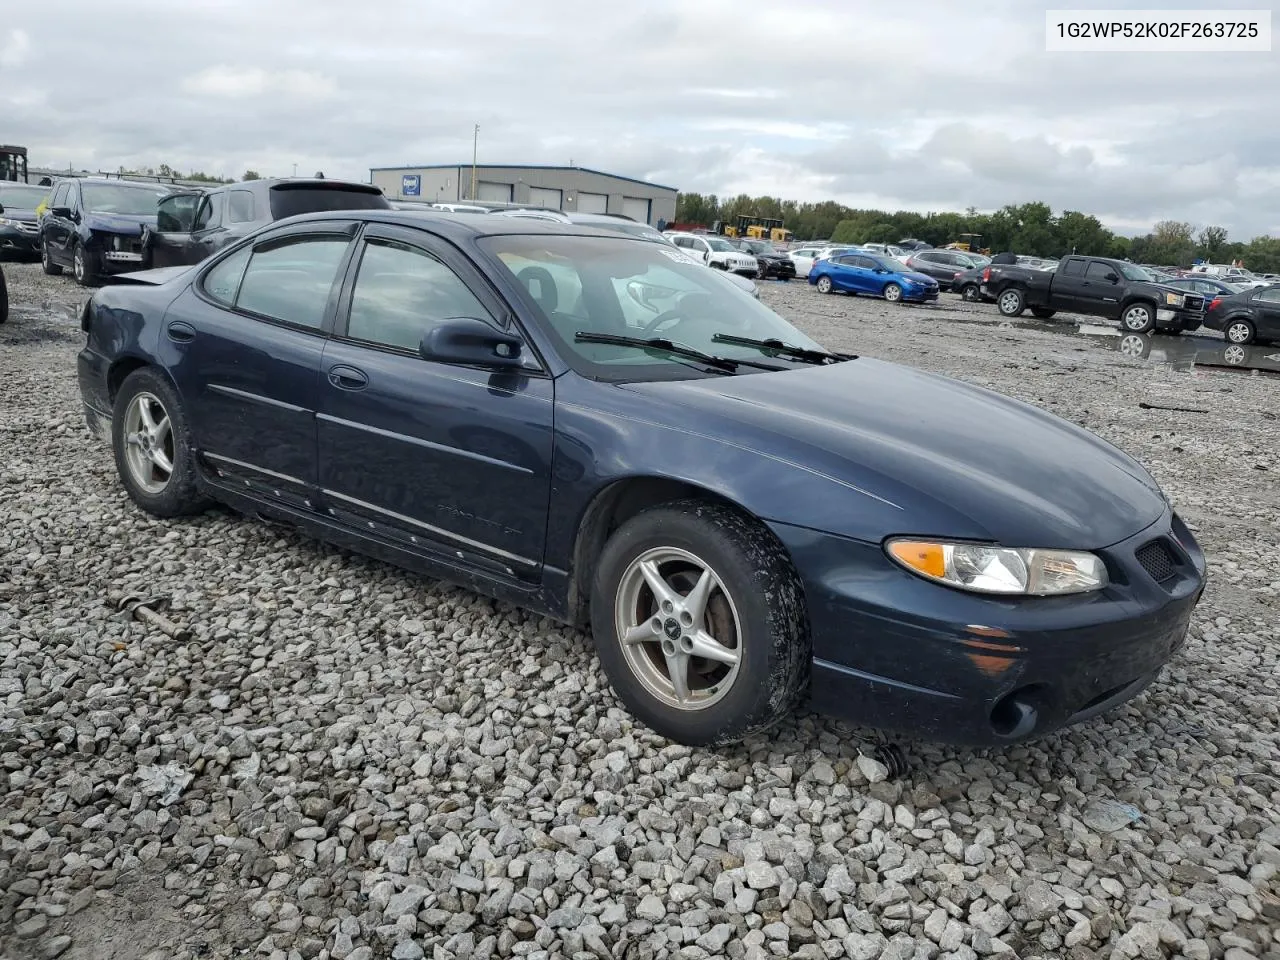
xmin=997 ymin=288 xmax=1025 ymax=317
xmin=590 ymin=500 xmax=810 ymax=746
xmin=883 ymin=282 xmax=903 ymax=303
xmin=1121 ymin=303 xmax=1155 ymax=333
xmin=41 ymin=239 xmax=63 ymax=276
xmin=112 ymin=368 xmax=208 ymax=517
xmin=816 ymin=275 xmax=833 ymax=294
xmin=1225 ymin=319 xmax=1255 ymax=345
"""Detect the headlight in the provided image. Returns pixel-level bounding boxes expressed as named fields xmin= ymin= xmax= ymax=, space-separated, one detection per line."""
xmin=886 ymin=539 xmax=1108 ymax=595
xmin=0 ymin=218 xmax=16 ymax=227
xmin=1164 ymin=292 xmax=1185 ymax=306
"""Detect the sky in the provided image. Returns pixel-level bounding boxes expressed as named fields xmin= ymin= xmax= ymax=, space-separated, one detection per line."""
xmin=2 ymin=0 xmax=1278 ymax=239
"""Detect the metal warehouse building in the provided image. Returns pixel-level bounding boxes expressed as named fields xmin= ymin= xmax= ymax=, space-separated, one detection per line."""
xmin=369 ymin=163 xmax=677 ymax=227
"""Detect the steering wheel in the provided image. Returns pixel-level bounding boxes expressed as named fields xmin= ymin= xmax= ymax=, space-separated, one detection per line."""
xmin=640 ymin=309 xmax=685 ymax=337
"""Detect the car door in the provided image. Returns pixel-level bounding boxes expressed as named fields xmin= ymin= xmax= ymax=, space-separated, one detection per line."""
xmin=1046 ymin=257 xmax=1090 ymax=312
xmin=1252 ymin=287 xmax=1280 ymax=338
xmin=315 ymin=225 xmax=554 ymax=581
xmin=159 ymin=222 xmax=358 ymax=510
xmin=187 ymin=192 xmax=231 ymax=264
xmin=146 ymin=191 xmax=204 ymax=268
xmin=848 ymin=254 xmax=882 ymax=293
xmin=43 ymin=182 xmax=74 ymax=263
xmin=1078 ymin=260 xmax=1124 ymax=316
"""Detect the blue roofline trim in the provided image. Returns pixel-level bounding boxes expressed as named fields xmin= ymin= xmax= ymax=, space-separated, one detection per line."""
xmin=368 ymin=163 xmax=677 ymax=193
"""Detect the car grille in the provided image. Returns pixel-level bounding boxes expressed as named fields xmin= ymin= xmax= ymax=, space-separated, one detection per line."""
xmin=1135 ymin=538 xmax=1177 ymax=583
xmin=15 ymin=221 xmax=38 ymax=235
xmin=1184 ymin=294 xmax=1204 ymax=311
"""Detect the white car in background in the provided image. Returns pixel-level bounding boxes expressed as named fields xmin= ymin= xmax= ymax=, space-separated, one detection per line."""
xmin=663 ymin=232 xmax=758 ymax=276
xmin=789 ymin=244 xmax=862 ymax=278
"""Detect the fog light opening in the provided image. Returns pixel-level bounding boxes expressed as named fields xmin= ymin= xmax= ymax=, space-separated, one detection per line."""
xmin=990 ymin=684 xmax=1050 ymax=739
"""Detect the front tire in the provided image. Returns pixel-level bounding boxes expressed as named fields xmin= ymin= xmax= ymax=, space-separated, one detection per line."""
xmin=997 ymin=288 xmax=1025 ymax=317
xmin=816 ymin=275 xmax=833 ymax=294
xmin=1225 ymin=318 xmax=1255 ymax=345
xmin=883 ymin=283 xmax=903 ymax=303
xmin=41 ymin=239 xmax=63 ymax=276
xmin=72 ymin=242 xmax=99 ymax=287
xmin=589 ymin=500 xmax=810 ymax=746
xmin=960 ymin=284 xmax=981 ymax=302
xmin=111 ymin=368 xmax=208 ymax=518
xmin=1121 ymin=303 xmax=1155 ymax=333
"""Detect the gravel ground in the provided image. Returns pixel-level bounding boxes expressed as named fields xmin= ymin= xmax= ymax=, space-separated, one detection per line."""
xmin=1 ymin=261 xmax=1278 ymax=960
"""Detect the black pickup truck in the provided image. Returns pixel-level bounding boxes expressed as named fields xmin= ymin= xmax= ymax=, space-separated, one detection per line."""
xmin=981 ymin=255 xmax=1205 ymax=333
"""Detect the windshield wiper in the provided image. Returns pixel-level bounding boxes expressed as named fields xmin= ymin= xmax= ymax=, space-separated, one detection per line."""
xmin=711 ymin=333 xmax=853 ymax=364
xmin=573 ymin=332 xmax=788 ymax=372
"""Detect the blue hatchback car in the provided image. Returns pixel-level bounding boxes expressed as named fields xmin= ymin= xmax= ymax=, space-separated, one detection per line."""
xmin=76 ymin=211 xmax=1204 ymax=748
xmin=810 ymin=251 xmax=940 ymax=303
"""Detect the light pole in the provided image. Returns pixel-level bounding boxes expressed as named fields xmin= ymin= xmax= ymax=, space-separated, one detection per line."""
xmin=471 ymin=124 xmax=479 ymax=201
xmin=292 ymin=162 xmax=297 ymax=178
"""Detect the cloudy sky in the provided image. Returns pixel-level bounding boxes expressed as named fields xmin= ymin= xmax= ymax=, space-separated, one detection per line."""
xmin=2 ymin=0 xmax=1277 ymax=238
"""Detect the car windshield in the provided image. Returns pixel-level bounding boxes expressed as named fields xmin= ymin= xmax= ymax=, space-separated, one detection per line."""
xmin=965 ymin=254 xmax=992 ymax=267
xmin=602 ymin=221 xmax=669 ymax=243
xmin=0 ymin=184 xmax=48 ymax=208
xmin=80 ymin=183 xmax=169 ymax=215
xmin=484 ymin=234 xmax=825 ymax=381
xmin=706 ymin=237 xmax=736 ymax=252
xmin=740 ymin=240 xmax=770 ymax=253
xmin=1118 ymin=263 xmax=1155 ymax=281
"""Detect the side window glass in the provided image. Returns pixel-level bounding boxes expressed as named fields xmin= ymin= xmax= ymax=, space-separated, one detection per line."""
xmin=1085 ymin=261 xmax=1113 ymax=280
xmin=236 ymin=237 xmax=350 ymax=329
xmin=346 ymin=239 xmax=493 ymax=351
xmin=1061 ymin=259 xmax=1084 ymax=276
xmin=201 ymin=246 xmax=252 ymax=305
xmin=157 ymin=195 xmax=200 ymax=232
xmin=193 ymin=197 xmax=215 ymax=231
xmin=227 ymin=190 xmax=255 ymax=223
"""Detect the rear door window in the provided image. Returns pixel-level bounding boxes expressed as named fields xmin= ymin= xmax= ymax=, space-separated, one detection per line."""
xmin=1060 ymin=259 xmax=1085 ymax=276
xmin=234 ymin=236 xmax=352 ymax=330
xmin=267 ymin=186 xmax=388 ymax=220
xmin=227 ymin=190 xmax=255 ymax=224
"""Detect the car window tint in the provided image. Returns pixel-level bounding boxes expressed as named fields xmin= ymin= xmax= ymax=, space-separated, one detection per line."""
xmin=157 ymin=195 xmax=201 ymax=232
xmin=1060 ymin=259 xmax=1085 ymax=276
xmin=1256 ymin=287 xmax=1280 ymax=303
xmin=267 ymin=186 xmax=387 ymax=219
xmin=1084 ymin=261 xmax=1113 ymax=280
xmin=202 ymin=246 xmax=252 ymax=305
xmin=346 ymin=239 xmax=493 ymax=351
xmin=853 ymin=256 xmax=877 ymax=269
xmin=227 ymin=190 xmax=255 ymax=224
xmin=235 ymin=237 xmax=349 ymax=329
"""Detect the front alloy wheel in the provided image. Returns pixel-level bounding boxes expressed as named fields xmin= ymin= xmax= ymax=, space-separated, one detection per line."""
xmin=1121 ymin=303 xmax=1155 ymax=333
xmin=883 ymin=283 xmax=903 ymax=303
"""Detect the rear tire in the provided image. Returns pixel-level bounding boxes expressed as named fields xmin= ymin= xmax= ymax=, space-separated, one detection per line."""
xmin=997 ymin=287 xmax=1025 ymax=317
xmin=816 ymin=276 xmax=833 ymax=294
xmin=41 ymin=239 xmax=63 ymax=276
xmin=1030 ymin=307 xmax=1056 ymax=319
xmin=1225 ymin=318 xmax=1255 ymax=345
xmin=589 ymin=499 xmax=810 ymax=746
xmin=111 ymin=368 xmax=209 ymax=518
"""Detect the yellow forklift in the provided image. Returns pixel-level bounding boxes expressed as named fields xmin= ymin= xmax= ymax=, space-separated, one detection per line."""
xmin=946 ymin=233 xmax=991 ymax=255
xmin=725 ymin=216 xmax=793 ymax=244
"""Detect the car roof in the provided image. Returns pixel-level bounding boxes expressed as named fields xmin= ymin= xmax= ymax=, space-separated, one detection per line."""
xmin=269 ymin=208 xmax=651 ymax=242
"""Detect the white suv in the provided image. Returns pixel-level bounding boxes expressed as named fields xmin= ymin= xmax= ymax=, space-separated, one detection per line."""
xmin=663 ymin=232 xmax=758 ymax=276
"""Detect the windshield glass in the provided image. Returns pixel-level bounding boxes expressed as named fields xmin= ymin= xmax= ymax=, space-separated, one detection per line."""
xmin=0 ymin=184 xmax=48 ymax=208
xmin=1119 ymin=263 xmax=1154 ymax=281
xmin=81 ymin=183 xmax=169 ymax=215
xmin=483 ymin=234 xmax=824 ymax=381
xmin=739 ymin=240 xmax=770 ymax=253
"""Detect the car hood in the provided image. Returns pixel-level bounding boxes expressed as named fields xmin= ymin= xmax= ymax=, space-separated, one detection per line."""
xmin=899 ymin=271 xmax=938 ymax=284
xmin=84 ymin=213 xmax=158 ymax=235
xmin=1 ymin=207 xmax=38 ymax=223
xmin=624 ymin=358 xmax=1166 ymax=548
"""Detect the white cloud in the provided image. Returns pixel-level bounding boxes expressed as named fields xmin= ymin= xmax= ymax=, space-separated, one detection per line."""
xmin=0 ymin=28 xmax=31 ymax=67
xmin=181 ymin=65 xmax=337 ymax=100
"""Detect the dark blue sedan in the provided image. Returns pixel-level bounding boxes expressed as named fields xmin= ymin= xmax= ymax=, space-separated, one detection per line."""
xmin=809 ymin=251 xmax=940 ymax=303
xmin=76 ymin=211 xmax=1205 ymax=747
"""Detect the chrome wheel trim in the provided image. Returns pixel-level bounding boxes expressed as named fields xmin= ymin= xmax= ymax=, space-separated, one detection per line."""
xmin=998 ymin=290 xmax=1021 ymax=314
xmin=1122 ymin=305 xmax=1152 ymax=330
xmin=122 ymin=391 xmax=174 ymax=494
xmin=613 ymin=546 xmax=742 ymax=712
xmin=1226 ymin=322 xmax=1251 ymax=344
xmin=1223 ymin=344 xmax=1246 ymax=364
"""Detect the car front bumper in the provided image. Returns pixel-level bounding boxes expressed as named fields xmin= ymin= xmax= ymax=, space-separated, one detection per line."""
xmin=769 ymin=508 xmax=1205 ymax=746
xmin=901 ymin=286 xmax=939 ymax=302
xmin=0 ymin=223 xmax=41 ymax=256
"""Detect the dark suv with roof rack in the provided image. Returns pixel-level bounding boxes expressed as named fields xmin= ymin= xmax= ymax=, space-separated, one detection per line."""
xmin=141 ymin=178 xmax=389 ymax=270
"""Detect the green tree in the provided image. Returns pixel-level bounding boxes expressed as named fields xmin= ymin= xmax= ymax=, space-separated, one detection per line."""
xmin=1145 ymin=220 xmax=1196 ymax=265
xmin=1196 ymin=225 xmax=1228 ymax=260
xmin=242 ymin=170 xmax=262 ymax=181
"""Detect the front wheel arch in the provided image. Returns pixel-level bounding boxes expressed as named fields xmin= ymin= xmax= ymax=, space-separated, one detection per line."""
xmin=568 ymin=477 xmax=758 ymax=628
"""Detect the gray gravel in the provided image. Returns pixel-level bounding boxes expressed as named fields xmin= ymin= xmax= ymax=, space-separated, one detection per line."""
xmin=1 ymin=261 xmax=1278 ymax=960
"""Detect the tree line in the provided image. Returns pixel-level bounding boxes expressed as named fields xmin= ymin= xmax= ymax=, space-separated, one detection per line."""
xmin=673 ymin=193 xmax=1280 ymax=274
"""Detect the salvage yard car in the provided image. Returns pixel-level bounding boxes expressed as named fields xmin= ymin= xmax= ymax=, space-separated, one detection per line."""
xmin=983 ymin=256 xmax=1206 ymax=332
xmin=729 ymin=237 xmax=797 ymax=280
xmin=76 ymin=210 xmax=1206 ymax=747
xmin=0 ymin=182 xmax=49 ymax=259
xmin=142 ymin=177 xmax=390 ymax=269
xmin=1202 ymin=284 xmax=1280 ymax=345
xmin=41 ymin=178 xmax=173 ymax=285
xmin=810 ymin=251 xmax=940 ymax=303
xmin=663 ymin=231 xmax=758 ymax=276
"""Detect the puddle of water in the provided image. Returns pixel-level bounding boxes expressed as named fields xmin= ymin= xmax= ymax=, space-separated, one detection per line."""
xmin=1099 ymin=332 xmax=1280 ymax=378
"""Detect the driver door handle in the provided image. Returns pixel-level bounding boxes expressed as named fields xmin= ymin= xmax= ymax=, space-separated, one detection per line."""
xmin=327 ymin=364 xmax=368 ymax=391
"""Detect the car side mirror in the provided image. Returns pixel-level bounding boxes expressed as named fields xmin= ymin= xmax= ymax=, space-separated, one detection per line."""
xmin=874 ymin=268 xmax=889 ymax=274
xmin=1105 ymin=272 xmax=1119 ymax=283
xmin=419 ymin=317 xmax=525 ymax=369
xmin=51 ymin=206 xmax=72 ymax=219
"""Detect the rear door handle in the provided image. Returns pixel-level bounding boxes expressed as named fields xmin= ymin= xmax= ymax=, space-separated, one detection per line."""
xmin=327 ymin=364 xmax=368 ymax=390
xmin=166 ymin=321 xmax=196 ymax=343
